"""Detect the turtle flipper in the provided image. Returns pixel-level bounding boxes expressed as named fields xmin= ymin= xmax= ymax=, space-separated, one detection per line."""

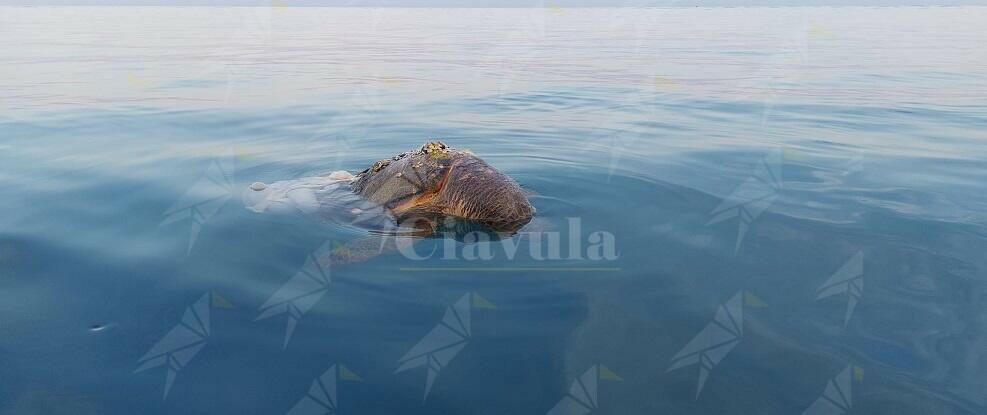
xmin=323 ymin=235 xmax=396 ymax=266
xmin=323 ymin=229 xmax=434 ymax=266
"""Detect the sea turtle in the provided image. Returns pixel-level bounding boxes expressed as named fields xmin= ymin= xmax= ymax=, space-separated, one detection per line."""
xmin=244 ymin=140 xmax=536 ymax=264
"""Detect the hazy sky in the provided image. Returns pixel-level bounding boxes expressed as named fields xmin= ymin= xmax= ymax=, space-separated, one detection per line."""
xmin=4 ymin=0 xmax=987 ymax=6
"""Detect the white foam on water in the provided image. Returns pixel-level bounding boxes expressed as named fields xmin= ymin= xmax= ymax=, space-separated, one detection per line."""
xmin=243 ymin=170 xmax=397 ymax=231
xmin=243 ymin=170 xmax=355 ymax=214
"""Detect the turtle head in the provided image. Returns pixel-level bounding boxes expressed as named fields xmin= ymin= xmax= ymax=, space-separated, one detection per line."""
xmin=430 ymin=149 xmax=535 ymax=234
xmin=351 ymin=141 xmax=535 ymax=235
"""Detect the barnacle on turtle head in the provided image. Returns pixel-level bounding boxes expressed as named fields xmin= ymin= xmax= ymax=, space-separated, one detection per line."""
xmin=420 ymin=140 xmax=449 ymax=155
xmin=370 ymin=159 xmax=391 ymax=173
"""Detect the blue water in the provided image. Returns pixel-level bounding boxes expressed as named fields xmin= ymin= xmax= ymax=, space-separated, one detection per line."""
xmin=2 ymin=6 xmax=987 ymax=414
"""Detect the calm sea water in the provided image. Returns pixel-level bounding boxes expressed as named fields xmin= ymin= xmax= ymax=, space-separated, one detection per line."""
xmin=2 ymin=6 xmax=987 ymax=414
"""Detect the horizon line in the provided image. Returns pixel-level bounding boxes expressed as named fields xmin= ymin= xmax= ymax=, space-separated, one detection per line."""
xmin=4 ymin=1 xmax=987 ymax=7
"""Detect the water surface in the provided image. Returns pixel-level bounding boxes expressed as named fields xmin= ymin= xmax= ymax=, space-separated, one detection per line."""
xmin=2 ymin=6 xmax=987 ymax=414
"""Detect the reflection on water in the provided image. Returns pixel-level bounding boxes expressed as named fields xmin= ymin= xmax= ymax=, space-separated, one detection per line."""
xmin=2 ymin=6 xmax=987 ymax=415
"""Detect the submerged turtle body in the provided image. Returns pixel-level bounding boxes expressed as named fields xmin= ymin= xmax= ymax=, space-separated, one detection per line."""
xmin=351 ymin=141 xmax=535 ymax=234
